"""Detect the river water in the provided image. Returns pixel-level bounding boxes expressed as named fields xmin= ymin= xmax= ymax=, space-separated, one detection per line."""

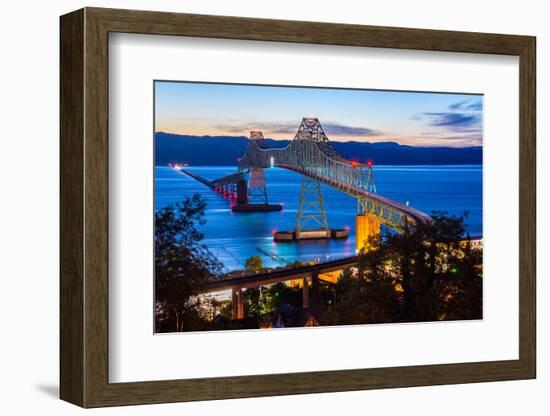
xmin=155 ymin=165 xmax=482 ymax=272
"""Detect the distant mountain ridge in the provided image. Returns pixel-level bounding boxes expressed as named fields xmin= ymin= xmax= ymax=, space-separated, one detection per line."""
xmin=155 ymin=132 xmax=482 ymax=166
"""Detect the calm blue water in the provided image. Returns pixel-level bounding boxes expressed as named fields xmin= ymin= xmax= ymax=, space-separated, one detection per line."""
xmin=155 ymin=165 xmax=482 ymax=272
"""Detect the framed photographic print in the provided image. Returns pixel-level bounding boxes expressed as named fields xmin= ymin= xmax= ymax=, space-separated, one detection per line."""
xmin=60 ymin=7 xmax=536 ymax=408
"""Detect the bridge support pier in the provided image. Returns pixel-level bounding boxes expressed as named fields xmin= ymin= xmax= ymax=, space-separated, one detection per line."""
xmin=356 ymin=213 xmax=380 ymax=253
xmin=302 ymin=274 xmax=320 ymax=317
xmin=302 ymin=276 xmax=310 ymax=309
xmin=295 ymin=175 xmax=329 ymax=239
xmin=236 ymin=179 xmax=248 ymax=205
xmin=248 ymin=168 xmax=269 ymax=204
xmin=231 ymin=288 xmax=244 ymax=320
xmin=310 ymin=273 xmax=320 ymax=317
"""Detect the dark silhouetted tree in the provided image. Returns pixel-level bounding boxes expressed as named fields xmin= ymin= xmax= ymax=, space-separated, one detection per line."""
xmin=320 ymin=247 xmax=402 ymax=326
xmin=155 ymin=194 xmax=222 ymax=332
xmin=317 ymin=211 xmax=483 ymax=326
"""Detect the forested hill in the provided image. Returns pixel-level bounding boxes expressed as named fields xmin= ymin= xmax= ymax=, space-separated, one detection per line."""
xmin=155 ymin=132 xmax=482 ymax=166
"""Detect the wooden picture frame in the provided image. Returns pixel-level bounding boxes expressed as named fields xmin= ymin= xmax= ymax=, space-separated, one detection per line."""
xmin=60 ymin=7 xmax=536 ymax=408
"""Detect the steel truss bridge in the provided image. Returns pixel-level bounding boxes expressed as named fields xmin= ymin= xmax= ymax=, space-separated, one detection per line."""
xmin=237 ymin=117 xmax=431 ymax=233
xmin=184 ymin=117 xmax=433 ymax=320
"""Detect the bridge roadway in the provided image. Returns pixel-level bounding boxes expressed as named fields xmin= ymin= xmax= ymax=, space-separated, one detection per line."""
xmin=197 ymin=163 xmax=431 ymax=229
xmin=179 ymin=168 xmax=243 ymax=188
xmin=200 ymin=255 xmax=358 ymax=293
xmin=200 ymin=255 xmax=359 ymax=319
xmin=200 ymin=234 xmax=482 ymax=320
xmin=178 ymin=169 xmax=214 ymax=187
xmin=237 ymin=124 xmax=433 ymax=233
xmin=276 ymin=164 xmax=432 ymax=226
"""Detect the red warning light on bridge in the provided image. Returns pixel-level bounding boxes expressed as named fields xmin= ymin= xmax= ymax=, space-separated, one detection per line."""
xmin=367 ymin=160 xmax=373 ymax=167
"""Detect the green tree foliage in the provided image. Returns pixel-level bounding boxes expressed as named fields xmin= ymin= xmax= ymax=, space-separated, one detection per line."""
xmin=243 ymin=287 xmax=274 ymax=318
xmin=244 ymin=256 xmax=263 ymax=273
xmin=321 ymin=211 xmax=482 ymax=325
xmin=320 ymin=263 xmax=402 ymax=326
xmin=155 ymin=194 xmax=222 ymax=332
xmin=269 ymin=282 xmax=302 ymax=309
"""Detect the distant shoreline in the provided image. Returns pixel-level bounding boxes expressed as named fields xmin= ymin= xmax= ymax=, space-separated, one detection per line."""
xmin=155 ymin=132 xmax=483 ymax=167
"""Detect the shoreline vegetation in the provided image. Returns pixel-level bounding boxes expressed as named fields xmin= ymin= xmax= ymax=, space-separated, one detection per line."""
xmin=155 ymin=194 xmax=483 ymax=333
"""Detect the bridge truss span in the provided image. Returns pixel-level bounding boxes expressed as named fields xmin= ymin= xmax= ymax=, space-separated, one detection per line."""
xmin=237 ymin=117 xmax=431 ymax=232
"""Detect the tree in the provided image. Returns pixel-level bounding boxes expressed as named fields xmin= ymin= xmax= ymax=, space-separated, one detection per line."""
xmin=356 ymin=211 xmax=482 ymax=323
xmin=319 ymin=211 xmax=483 ymax=327
xmin=242 ymin=287 xmax=274 ymax=318
xmin=155 ymin=194 xmax=222 ymax=332
xmin=268 ymin=282 xmax=301 ymax=309
xmin=320 ymin=250 xmax=402 ymax=326
xmin=244 ymin=256 xmax=263 ymax=273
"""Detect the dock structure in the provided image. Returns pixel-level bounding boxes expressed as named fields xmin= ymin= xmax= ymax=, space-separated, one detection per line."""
xmin=273 ymin=229 xmax=348 ymax=242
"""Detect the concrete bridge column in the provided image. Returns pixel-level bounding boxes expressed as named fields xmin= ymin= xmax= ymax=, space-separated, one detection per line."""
xmin=231 ymin=288 xmax=244 ymax=320
xmin=310 ymin=272 xmax=320 ymax=318
xmin=236 ymin=179 xmax=248 ymax=205
xmin=302 ymin=276 xmax=310 ymax=309
xmin=356 ymin=213 xmax=380 ymax=253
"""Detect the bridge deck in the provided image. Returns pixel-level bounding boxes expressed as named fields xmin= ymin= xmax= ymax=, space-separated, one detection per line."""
xmin=200 ymin=256 xmax=359 ymax=293
xmin=211 ymin=171 xmax=244 ymax=185
xmin=179 ymin=169 xmax=244 ymax=187
xmin=179 ymin=169 xmax=214 ymax=188
xmin=237 ymin=118 xmax=433 ymax=229
xmin=179 ymin=164 xmax=430 ymax=227
xmin=277 ymin=164 xmax=431 ymax=225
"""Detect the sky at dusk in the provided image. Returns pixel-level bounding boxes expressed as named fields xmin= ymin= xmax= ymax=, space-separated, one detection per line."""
xmin=154 ymin=81 xmax=483 ymax=148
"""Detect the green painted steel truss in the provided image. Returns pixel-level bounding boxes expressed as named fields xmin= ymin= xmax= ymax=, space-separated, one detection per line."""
xmin=237 ymin=117 xmax=431 ymax=232
xmin=296 ymin=175 xmax=329 ymax=233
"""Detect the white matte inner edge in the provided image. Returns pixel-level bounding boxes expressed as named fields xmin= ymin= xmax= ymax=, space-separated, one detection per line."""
xmin=108 ymin=33 xmax=519 ymax=383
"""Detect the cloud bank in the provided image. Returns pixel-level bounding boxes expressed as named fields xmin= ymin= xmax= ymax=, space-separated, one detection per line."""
xmin=412 ymin=98 xmax=483 ymax=146
xmin=218 ymin=121 xmax=384 ymax=138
